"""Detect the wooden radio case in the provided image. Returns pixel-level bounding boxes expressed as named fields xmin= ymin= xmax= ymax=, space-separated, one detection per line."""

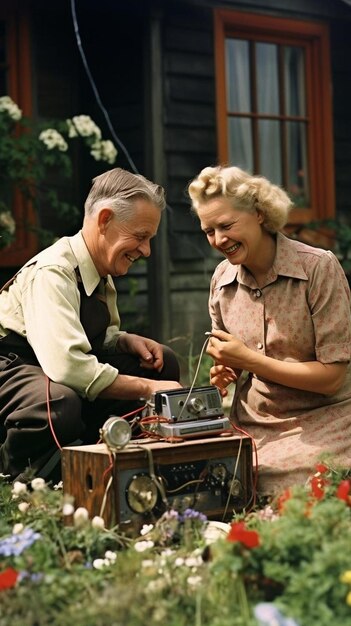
xmin=62 ymin=434 xmax=253 ymax=530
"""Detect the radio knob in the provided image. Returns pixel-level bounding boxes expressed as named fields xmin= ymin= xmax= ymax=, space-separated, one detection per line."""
xmin=187 ymin=397 xmax=205 ymax=414
xmin=126 ymin=474 xmax=158 ymax=514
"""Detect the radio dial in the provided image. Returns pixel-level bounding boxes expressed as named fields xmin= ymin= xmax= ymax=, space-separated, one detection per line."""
xmin=126 ymin=474 xmax=158 ymax=514
xmin=187 ymin=397 xmax=205 ymax=414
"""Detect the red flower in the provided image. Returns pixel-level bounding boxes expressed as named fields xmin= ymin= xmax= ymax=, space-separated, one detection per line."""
xmin=0 ymin=567 xmax=18 ymax=590
xmin=310 ymin=474 xmax=329 ymax=500
xmin=277 ymin=488 xmax=292 ymax=513
xmin=315 ymin=463 xmax=329 ymax=474
xmin=227 ymin=521 xmax=260 ymax=548
xmin=336 ymin=479 xmax=351 ymax=505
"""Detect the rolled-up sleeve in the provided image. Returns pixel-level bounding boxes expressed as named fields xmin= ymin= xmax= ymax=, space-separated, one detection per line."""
xmin=22 ymin=266 xmax=118 ymax=400
xmin=309 ymin=252 xmax=351 ymax=363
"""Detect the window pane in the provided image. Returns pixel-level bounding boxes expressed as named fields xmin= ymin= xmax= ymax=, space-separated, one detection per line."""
xmin=287 ymin=121 xmax=309 ymax=206
xmin=284 ymin=46 xmax=306 ymax=117
xmin=228 ymin=117 xmax=253 ymax=171
xmin=226 ymin=39 xmax=250 ymax=113
xmin=256 ymin=43 xmax=279 ymax=115
xmin=259 ymin=120 xmax=282 ymax=185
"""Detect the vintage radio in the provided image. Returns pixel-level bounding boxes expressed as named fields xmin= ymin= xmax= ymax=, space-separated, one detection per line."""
xmin=62 ymin=434 xmax=253 ymax=531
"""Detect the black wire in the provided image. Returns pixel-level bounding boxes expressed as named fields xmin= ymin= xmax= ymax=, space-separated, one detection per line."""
xmin=70 ymin=0 xmax=139 ymax=175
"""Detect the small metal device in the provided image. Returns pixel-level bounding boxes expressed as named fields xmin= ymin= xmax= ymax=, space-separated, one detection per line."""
xmin=155 ymin=415 xmax=231 ymax=438
xmin=152 ymin=385 xmax=224 ymax=423
xmin=100 ymin=416 xmax=132 ymax=451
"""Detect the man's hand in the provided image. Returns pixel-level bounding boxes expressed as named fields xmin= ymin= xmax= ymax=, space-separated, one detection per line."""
xmin=117 ymin=333 xmax=164 ymax=372
xmin=99 ymin=374 xmax=182 ymax=401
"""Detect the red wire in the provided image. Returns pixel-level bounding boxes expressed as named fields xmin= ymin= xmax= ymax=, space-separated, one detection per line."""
xmin=45 ymin=375 xmax=62 ymax=450
xmin=102 ymin=450 xmax=114 ymax=481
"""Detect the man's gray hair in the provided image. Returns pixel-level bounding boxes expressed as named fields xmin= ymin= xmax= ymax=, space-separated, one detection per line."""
xmin=84 ymin=168 xmax=166 ymax=220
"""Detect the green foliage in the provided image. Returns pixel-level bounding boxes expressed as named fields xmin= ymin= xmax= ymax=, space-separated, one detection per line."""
xmin=168 ymin=334 xmax=213 ymax=387
xmin=0 ymin=95 xmax=117 ymax=250
xmin=0 ymin=464 xmax=350 ymax=626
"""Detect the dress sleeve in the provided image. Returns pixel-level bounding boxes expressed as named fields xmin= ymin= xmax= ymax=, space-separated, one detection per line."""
xmin=22 ymin=265 xmax=118 ymax=400
xmin=309 ymin=251 xmax=351 ymax=363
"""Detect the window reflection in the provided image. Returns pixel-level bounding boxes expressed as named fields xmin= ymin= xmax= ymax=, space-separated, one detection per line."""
xmin=259 ymin=120 xmax=282 ymax=184
xmin=226 ymin=39 xmax=250 ymax=112
xmin=228 ymin=117 xmax=253 ymax=171
xmin=256 ymin=43 xmax=279 ymax=115
xmin=287 ymin=121 xmax=309 ymax=206
xmin=284 ymin=47 xmax=306 ymax=117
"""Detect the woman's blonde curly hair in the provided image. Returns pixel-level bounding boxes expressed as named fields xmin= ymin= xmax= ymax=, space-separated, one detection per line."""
xmin=188 ymin=165 xmax=293 ymax=233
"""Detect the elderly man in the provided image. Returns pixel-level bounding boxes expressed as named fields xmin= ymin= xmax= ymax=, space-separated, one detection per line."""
xmin=0 ymin=168 xmax=181 ymax=482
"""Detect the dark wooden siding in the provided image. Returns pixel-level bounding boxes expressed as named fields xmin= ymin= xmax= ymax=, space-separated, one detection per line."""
xmin=330 ymin=16 xmax=351 ymax=219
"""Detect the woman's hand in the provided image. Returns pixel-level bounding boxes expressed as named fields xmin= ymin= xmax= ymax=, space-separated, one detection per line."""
xmin=206 ymin=329 xmax=250 ymax=371
xmin=206 ymin=329 xmax=348 ymax=396
xmin=209 ymin=364 xmax=239 ymax=397
xmin=117 ymin=333 xmax=164 ymax=371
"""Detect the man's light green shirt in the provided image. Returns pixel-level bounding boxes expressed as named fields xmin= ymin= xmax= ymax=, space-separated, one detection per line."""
xmin=0 ymin=231 xmax=123 ymax=400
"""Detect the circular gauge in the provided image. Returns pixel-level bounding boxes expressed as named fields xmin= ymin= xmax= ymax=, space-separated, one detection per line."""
xmin=187 ymin=396 xmax=205 ymax=414
xmin=211 ymin=463 xmax=228 ymax=483
xmin=227 ymin=478 xmax=242 ymax=497
xmin=100 ymin=416 xmax=132 ymax=450
xmin=126 ymin=474 xmax=158 ymax=513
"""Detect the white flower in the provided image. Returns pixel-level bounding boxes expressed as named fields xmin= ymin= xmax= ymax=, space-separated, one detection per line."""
xmin=203 ymin=520 xmax=231 ymax=544
xmin=92 ymin=516 xmax=105 ymax=529
xmin=0 ymin=211 xmax=16 ymax=235
xmin=66 ymin=118 xmax=78 ymax=138
xmin=184 ymin=555 xmax=203 ymax=568
xmin=31 ymin=477 xmax=46 ymax=491
xmin=140 ymin=523 xmax=154 ymax=536
xmin=13 ymin=523 xmax=24 ymax=534
xmin=90 ymin=139 xmax=117 ymax=164
xmin=53 ymin=481 xmax=63 ymax=490
xmin=18 ymin=502 xmax=30 ymax=513
xmin=175 ymin=556 xmax=185 ymax=567
xmin=141 ymin=559 xmax=154 ymax=568
xmin=134 ymin=540 xmax=154 ymax=552
xmin=92 ymin=558 xmax=107 ymax=570
xmin=146 ymin=578 xmax=167 ymax=593
xmin=73 ymin=507 xmax=89 ymax=527
xmin=187 ymin=575 xmax=202 ymax=588
xmin=0 ymin=95 xmax=22 ymax=120
xmin=69 ymin=115 xmax=101 ymax=140
xmin=39 ymin=128 xmax=68 ymax=152
xmin=62 ymin=502 xmax=75 ymax=516
xmin=91 ymin=551 xmax=116 ymax=569
xmin=104 ymin=550 xmax=117 ymax=563
xmin=12 ymin=481 xmax=27 ymax=496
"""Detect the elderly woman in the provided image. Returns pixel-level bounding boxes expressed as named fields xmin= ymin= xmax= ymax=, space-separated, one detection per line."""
xmin=188 ymin=165 xmax=351 ymax=496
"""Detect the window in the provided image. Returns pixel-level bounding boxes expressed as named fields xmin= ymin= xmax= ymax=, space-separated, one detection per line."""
xmin=0 ymin=1 xmax=34 ymax=266
xmin=214 ymin=10 xmax=335 ymax=225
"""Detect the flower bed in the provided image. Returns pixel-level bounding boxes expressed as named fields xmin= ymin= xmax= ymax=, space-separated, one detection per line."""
xmin=0 ymin=463 xmax=350 ymax=626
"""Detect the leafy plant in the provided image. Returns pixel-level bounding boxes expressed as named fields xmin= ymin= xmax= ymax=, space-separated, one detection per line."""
xmin=168 ymin=333 xmax=213 ymax=387
xmin=1 ymin=462 xmax=350 ymax=625
xmin=0 ymin=95 xmax=118 ymax=250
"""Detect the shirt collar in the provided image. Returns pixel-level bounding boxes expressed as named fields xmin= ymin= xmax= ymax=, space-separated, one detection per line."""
xmin=69 ymin=231 xmax=101 ymax=296
xmin=216 ymin=232 xmax=308 ymax=289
